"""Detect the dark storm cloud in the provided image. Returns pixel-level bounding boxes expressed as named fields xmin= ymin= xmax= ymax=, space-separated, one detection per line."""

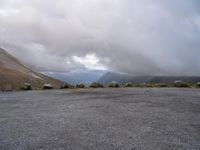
xmin=0 ymin=0 xmax=200 ymax=75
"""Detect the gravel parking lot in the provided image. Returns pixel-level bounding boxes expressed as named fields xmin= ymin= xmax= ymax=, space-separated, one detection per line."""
xmin=0 ymin=88 xmax=200 ymax=150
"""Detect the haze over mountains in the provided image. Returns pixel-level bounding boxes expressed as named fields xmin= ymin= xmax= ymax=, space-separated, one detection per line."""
xmin=0 ymin=48 xmax=61 ymax=90
xmin=42 ymin=69 xmax=106 ymax=85
xmin=1 ymin=47 xmax=200 ymax=90
xmin=98 ymin=72 xmax=200 ymax=84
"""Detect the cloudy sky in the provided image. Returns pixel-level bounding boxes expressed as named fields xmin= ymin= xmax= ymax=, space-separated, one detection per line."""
xmin=0 ymin=0 xmax=200 ymax=75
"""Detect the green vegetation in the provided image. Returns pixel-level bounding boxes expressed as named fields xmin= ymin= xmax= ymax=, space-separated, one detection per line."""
xmin=90 ymin=82 xmax=104 ymax=88
xmin=76 ymin=84 xmax=85 ymax=88
xmin=2 ymin=81 xmax=200 ymax=92
xmin=61 ymin=83 xmax=75 ymax=89
xmin=108 ymin=82 xmax=120 ymax=88
xmin=173 ymin=80 xmax=189 ymax=88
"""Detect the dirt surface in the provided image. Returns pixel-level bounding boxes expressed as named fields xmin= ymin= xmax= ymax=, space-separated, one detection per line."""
xmin=0 ymin=88 xmax=200 ymax=150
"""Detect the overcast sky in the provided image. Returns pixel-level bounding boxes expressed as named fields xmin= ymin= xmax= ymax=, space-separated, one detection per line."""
xmin=0 ymin=0 xmax=200 ymax=75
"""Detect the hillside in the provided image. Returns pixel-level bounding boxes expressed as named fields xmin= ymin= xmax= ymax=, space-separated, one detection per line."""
xmin=0 ymin=48 xmax=61 ymax=91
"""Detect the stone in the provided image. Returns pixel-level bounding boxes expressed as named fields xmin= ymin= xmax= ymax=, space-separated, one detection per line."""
xmin=43 ymin=83 xmax=53 ymax=89
xmin=23 ymin=83 xmax=32 ymax=90
xmin=108 ymin=81 xmax=120 ymax=88
xmin=174 ymin=80 xmax=188 ymax=87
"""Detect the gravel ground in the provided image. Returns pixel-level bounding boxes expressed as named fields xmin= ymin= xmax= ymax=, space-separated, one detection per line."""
xmin=0 ymin=88 xmax=200 ymax=150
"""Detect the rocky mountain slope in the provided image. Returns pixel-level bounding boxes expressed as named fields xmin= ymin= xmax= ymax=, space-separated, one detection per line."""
xmin=0 ymin=48 xmax=61 ymax=90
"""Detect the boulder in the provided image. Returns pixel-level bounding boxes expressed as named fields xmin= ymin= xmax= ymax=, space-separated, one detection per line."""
xmin=174 ymin=80 xmax=188 ymax=87
xmin=125 ymin=82 xmax=133 ymax=87
xmin=23 ymin=83 xmax=32 ymax=90
xmin=43 ymin=83 xmax=53 ymax=89
xmin=108 ymin=81 xmax=120 ymax=88
xmin=196 ymin=82 xmax=200 ymax=87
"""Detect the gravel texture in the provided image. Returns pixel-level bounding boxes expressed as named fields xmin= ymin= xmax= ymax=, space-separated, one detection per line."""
xmin=0 ymin=88 xmax=200 ymax=150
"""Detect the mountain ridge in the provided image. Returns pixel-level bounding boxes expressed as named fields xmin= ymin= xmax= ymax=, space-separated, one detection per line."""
xmin=98 ymin=72 xmax=200 ymax=84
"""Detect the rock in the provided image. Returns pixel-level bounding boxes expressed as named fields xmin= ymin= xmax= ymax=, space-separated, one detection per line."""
xmin=90 ymin=82 xmax=104 ymax=88
xmin=108 ymin=81 xmax=120 ymax=88
xmin=125 ymin=82 xmax=133 ymax=87
xmin=43 ymin=83 xmax=53 ymax=89
xmin=196 ymin=82 xmax=200 ymax=87
xmin=23 ymin=83 xmax=32 ymax=90
xmin=174 ymin=80 xmax=188 ymax=87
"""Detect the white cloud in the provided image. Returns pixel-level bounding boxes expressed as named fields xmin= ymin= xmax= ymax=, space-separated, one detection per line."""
xmin=0 ymin=8 xmax=19 ymax=17
xmin=73 ymin=54 xmax=107 ymax=70
xmin=0 ymin=0 xmax=200 ymax=75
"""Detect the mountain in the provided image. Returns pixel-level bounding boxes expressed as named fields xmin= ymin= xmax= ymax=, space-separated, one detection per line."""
xmin=98 ymin=72 xmax=200 ymax=84
xmin=98 ymin=72 xmax=151 ymax=84
xmin=42 ymin=69 xmax=107 ymax=85
xmin=147 ymin=76 xmax=200 ymax=84
xmin=0 ymin=48 xmax=61 ymax=91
